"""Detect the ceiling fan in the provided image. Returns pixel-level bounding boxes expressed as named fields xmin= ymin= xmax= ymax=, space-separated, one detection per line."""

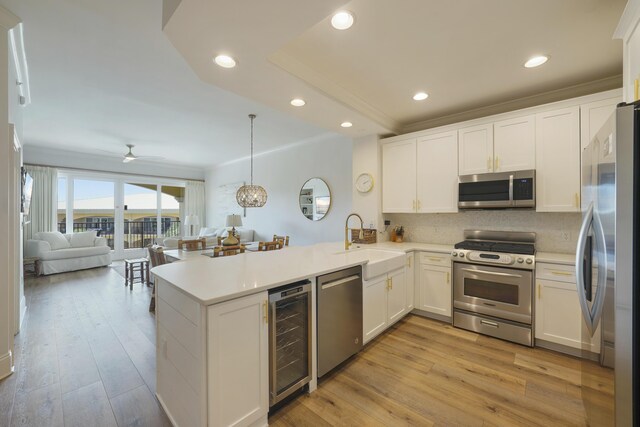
xmin=120 ymin=144 xmax=165 ymax=163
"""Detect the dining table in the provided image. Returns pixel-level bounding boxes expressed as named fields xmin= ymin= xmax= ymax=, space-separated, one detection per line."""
xmin=164 ymin=241 xmax=263 ymax=262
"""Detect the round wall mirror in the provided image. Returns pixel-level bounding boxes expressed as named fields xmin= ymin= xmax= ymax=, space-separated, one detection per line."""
xmin=299 ymin=178 xmax=331 ymax=221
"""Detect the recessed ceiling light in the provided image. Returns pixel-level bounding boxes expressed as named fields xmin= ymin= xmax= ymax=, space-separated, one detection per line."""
xmin=331 ymin=11 xmax=355 ymax=30
xmin=341 ymin=121 xmax=353 ymax=128
xmin=214 ymin=54 xmax=236 ymax=68
xmin=524 ymin=55 xmax=548 ymax=68
xmin=413 ymin=92 xmax=429 ymax=101
xmin=290 ymin=98 xmax=306 ymax=107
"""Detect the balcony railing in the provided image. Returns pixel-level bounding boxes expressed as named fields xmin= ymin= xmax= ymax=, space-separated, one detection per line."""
xmin=57 ymin=220 xmax=181 ymax=250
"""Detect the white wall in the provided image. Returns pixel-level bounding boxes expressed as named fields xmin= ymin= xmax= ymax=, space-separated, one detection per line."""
xmin=23 ymin=145 xmax=206 ymax=181
xmin=206 ymin=136 xmax=352 ymax=245
xmin=352 ymin=134 xmax=384 ymax=233
xmin=0 ymin=5 xmax=21 ymax=381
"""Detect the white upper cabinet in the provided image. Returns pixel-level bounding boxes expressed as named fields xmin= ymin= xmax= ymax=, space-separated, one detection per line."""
xmin=580 ymin=98 xmax=620 ymax=149
xmin=416 ymin=131 xmax=458 ymax=213
xmin=458 ymin=124 xmax=494 ymax=175
xmin=382 ymin=139 xmax=417 ymax=213
xmin=493 ymin=115 xmax=536 ymax=172
xmin=535 ymin=106 xmax=581 ymax=212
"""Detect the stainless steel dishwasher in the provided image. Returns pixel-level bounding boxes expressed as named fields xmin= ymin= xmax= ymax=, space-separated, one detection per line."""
xmin=269 ymin=280 xmax=312 ymax=406
xmin=317 ymin=266 xmax=363 ymax=377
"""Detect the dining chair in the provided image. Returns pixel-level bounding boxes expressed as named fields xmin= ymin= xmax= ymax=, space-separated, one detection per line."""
xmin=212 ymin=245 xmax=246 ymax=257
xmin=147 ymin=244 xmax=168 ymax=312
xmin=177 ymin=237 xmax=206 ymax=251
xmin=273 ymin=235 xmax=290 ymax=246
xmin=258 ymin=240 xmax=283 ymax=251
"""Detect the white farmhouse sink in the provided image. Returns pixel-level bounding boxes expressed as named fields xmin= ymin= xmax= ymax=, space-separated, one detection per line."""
xmin=334 ymin=248 xmax=405 ymax=280
xmin=362 ymin=250 xmax=405 ymax=280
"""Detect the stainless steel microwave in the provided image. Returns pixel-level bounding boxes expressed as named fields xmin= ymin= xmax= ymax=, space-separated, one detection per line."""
xmin=458 ymin=170 xmax=535 ymax=209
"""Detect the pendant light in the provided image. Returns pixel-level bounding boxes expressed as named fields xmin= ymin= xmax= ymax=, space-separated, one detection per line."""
xmin=236 ymin=114 xmax=268 ymax=207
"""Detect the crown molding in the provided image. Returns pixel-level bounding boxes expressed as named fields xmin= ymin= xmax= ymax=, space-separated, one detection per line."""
xmin=0 ymin=6 xmax=19 ymax=31
xmin=614 ymin=0 xmax=640 ymax=41
xmin=269 ymin=50 xmax=399 ymax=134
xmin=400 ymin=74 xmax=622 ymax=134
xmin=9 ymin=23 xmax=30 ymax=106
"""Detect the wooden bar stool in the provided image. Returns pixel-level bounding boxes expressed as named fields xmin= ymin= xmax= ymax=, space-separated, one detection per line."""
xmin=124 ymin=258 xmax=150 ymax=290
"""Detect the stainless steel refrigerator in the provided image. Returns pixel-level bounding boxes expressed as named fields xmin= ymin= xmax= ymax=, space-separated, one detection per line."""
xmin=576 ymin=101 xmax=638 ymax=426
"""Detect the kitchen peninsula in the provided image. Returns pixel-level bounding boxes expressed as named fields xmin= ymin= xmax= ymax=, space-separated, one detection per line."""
xmin=151 ymin=241 xmax=450 ymax=427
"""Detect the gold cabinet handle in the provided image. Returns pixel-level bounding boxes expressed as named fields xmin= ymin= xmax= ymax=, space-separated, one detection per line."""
xmin=417 ymin=200 xmax=421 ymax=211
xmin=537 ymin=283 xmax=541 ymax=299
xmin=574 ymin=193 xmax=580 ymax=208
xmin=487 ymin=156 xmax=492 ymax=171
xmin=495 ymin=156 xmax=499 ymax=170
xmin=263 ymin=301 xmax=268 ymax=324
xmin=407 ymin=257 xmax=412 ymax=268
xmin=551 ymin=270 xmax=573 ymax=277
xmin=446 ymin=272 xmax=450 ymax=284
xmin=386 ymin=277 xmax=390 ymax=290
xmin=428 ymin=257 xmax=443 ymax=262
xmin=391 ymin=277 xmax=393 ymax=290
xmin=412 ymin=200 xmax=416 ymax=211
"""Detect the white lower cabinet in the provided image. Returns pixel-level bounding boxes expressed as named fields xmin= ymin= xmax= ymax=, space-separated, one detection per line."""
xmin=416 ymin=252 xmax=452 ymax=318
xmin=207 ymin=291 xmax=269 ymax=427
xmin=406 ymin=253 xmax=415 ymax=311
xmin=535 ymin=263 xmax=600 ymax=353
xmin=363 ymin=268 xmax=406 ymax=344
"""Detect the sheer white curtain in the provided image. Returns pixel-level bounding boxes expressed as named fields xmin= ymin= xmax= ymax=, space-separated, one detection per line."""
xmin=24 ymin=165 xmax=57 ymax=240
xmin=184 ymin=180 xmax=206 ymax=231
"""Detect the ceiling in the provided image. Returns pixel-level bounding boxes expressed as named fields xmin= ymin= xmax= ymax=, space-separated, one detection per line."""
xmin=165 ymin=0 xmax=624 ymax=135
xmin=0 ymin=0 xmax=339 ymax=168
xmin=1 ymin=0 xmax=626 ymax=169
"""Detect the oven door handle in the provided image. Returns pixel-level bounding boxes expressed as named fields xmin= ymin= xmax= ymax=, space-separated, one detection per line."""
xmin=461 ymin=268 xmax=522 ymax=278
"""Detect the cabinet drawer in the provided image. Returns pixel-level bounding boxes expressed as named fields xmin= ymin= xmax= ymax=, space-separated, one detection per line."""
xmin=536 ymin=263 xmax=576 ymax=283
xmin=419 ymin=252 xmax=451 ymax=267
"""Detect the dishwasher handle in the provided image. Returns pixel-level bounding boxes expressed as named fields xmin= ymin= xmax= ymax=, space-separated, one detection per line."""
xmin=320 ymin=274 xmax=361 ymax=291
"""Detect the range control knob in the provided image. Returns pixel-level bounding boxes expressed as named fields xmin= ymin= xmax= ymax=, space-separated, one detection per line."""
xmin=525 ymin=259 xmax=533 ymax=264
xmin=451 ymin=251 xmax=458 ymax=257
xmin=517 ymin=258 xmax=524 ymax=263
xmin=459 ymin=252 xmax=465 ymax=258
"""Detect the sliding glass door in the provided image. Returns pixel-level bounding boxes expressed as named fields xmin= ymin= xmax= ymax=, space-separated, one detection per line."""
xmin=73 ymin=179 xmax=116 ymax=249
xmin=57 ymin=172 xmax=186 ymax=259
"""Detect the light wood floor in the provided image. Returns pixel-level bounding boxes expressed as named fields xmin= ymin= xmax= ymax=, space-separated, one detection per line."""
xmin=0 ymin=266 xmax=169 ymax=427
xmin=270 ymin=317 xmax=614 ymax=427
xmin=1 ymin=266 xmax=614 ymax=427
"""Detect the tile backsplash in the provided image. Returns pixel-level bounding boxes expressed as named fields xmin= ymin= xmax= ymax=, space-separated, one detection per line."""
xmin=386 ymin=211 xmax=581 ymax=253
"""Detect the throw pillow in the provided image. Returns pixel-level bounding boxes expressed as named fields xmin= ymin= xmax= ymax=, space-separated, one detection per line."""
xmin=37 ymin=231 xmax=71 ymax=250
xmin=70 ymin=230 xmax=98 ymax=248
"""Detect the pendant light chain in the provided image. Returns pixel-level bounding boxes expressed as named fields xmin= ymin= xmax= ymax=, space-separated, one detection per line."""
xmin=236 ymin=113 xmax=267 ymax=208
xmin=249 ymin=114 xmax=255 ymax=186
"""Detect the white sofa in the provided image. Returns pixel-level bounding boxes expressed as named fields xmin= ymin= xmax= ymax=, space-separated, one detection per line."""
xmin=26 ymin=231 xmax=112 ymax=275
xmin=162 ymin=227 xmax=255 ymax=249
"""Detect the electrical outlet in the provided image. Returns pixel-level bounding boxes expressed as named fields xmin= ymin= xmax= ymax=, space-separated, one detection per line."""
xmin=384 ymin=220 xmax=391 ymax=226
xmin=561 ymin=231 xmax=571 ymax=241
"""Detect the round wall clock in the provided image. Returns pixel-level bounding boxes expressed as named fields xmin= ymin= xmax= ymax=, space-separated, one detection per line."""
xmin=355 ymin=173 xmax=374 ymax=193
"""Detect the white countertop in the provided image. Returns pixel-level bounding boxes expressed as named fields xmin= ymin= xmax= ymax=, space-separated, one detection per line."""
xmin=152 ymin=242 xmax=421 ymax=305
xmin=536 ymin=251 xmax=576 ymax=265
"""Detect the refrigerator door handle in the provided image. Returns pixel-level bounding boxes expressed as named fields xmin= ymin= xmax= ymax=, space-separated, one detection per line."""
xmin=589 ymin=209 xmax=608 ymax=333
xmin=575 ymin=202 xmax=595 ymax=334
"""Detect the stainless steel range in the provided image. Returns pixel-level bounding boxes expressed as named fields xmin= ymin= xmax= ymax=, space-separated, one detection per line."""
xmin=451 ymin=230 xmax=536 ymax=346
